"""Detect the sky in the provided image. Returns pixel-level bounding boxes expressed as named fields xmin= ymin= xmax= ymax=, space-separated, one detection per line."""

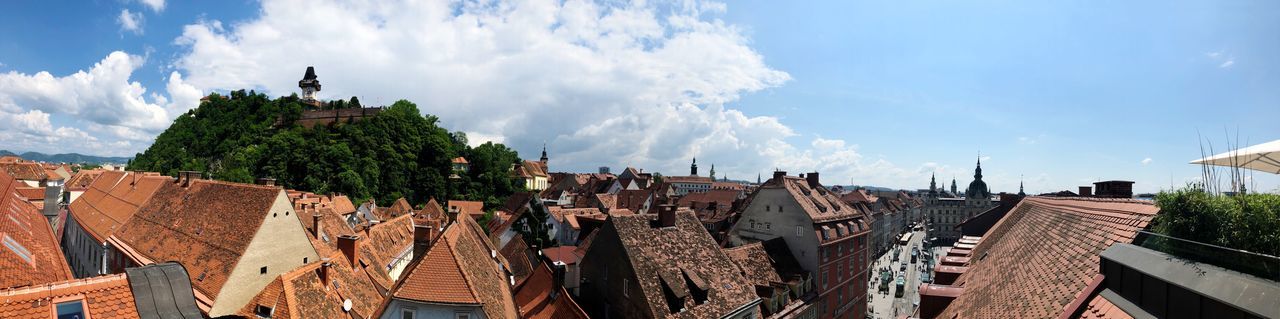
xmin=0 ymin=0 xmax=1277 ymax=194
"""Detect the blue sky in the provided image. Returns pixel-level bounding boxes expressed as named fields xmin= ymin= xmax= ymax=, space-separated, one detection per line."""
xmin=0 ymin=0 xmax=1277 ymax=194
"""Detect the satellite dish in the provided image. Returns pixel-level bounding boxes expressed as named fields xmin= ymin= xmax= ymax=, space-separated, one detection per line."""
xmin=342 ymin=299 xmax=352 ymax=312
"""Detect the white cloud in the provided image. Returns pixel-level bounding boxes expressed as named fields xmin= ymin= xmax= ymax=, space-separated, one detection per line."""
xmin=118 ymin=9 xmax=144 ymax=34
xmin=139 ymin=0 xmax=165 ymax=12
xmin=173 ymin=0 xmax=876 ymax=180
xmin=0 ymin=51 xmax=202 ymax=156
xmin=1141 ymin=157 xmax=1153 ymax=165
xmin=1206 ymin=50 xmax=1235 ymax=68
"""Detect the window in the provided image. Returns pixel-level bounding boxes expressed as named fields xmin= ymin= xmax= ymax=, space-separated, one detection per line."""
xmin=255 ymin=305 xmax=274 ymax=318
xmin=795 ymin=226 xmax=803 ymax=237
xmin=56 ymin=300 xmax=86 ymax=319
xmin=400 ymin=308 xmax=415 ymax=319
xmin=623 ymin=279 xmax=630 ymax=297
xmin=455 ymin=313 xmax=470 ymax=319
xmin=779 ymin=206 xmax=784 ymax=212
xmin=303 ymin=257 xmax=308 ymax=264
xmin=260 ymin=266 xmax=268 ymax=274
xmin=766 ymin=205 xmax=770 ymax=212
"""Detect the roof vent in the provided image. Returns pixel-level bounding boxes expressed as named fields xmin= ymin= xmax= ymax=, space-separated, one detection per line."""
xmin=342 ymin=299 xmax=352 ymax=312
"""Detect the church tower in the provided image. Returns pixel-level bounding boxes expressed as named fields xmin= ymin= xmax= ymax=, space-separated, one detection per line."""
xmin=951 ymin=177 xmax=957 ymax=194
xmin=709 ymin=164 xmax=716 ymax=179
xmin=1019 ymin=176 xmax=1026 ymax=196
xmin=538 ymin=143 xmax=549 ymax=173
xmin=298 ymin=66 xmax=321 ymax=105
xmin=929 ymin=172 xmax=937 ymax=193
xmin=690 ymin=158 xmax=699 ymax=176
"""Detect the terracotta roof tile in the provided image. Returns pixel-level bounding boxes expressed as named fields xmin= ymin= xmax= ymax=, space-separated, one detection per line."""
xmin=0 ymin=170 xmax=72 ymax=289
xmin=447 ymin=200 xmax=485 ymax=218
xmin=113 ymin=179 xmax=286 ymax=299
xmin=66 ymin=171 xmax=168 ymax=242
xmin=514 ymin=262 xmax=590 ymax=319
xmin=596 ymin=211 xmax=758 ymax=318
xmin=1076 ymin=292 xmax=1135 ymax=319
xmin=0 ymin=162 xmax=46 ymax=181
xmin=0 ymin=273 xmax=139 ymax=319
xmin=64 ymin=169 xmax=105 ymax=191
xmin=392 ymin=214 xmax=517 ymax=318
xmin=935 ymin=197 xmax=1158 ymax=318
xmin=500 ymin=234 xmax=537 ymax=285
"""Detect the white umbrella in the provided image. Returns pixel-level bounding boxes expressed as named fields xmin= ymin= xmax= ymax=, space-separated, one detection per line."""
xmin=1190 ymin=139 xmax=1280 ymax=174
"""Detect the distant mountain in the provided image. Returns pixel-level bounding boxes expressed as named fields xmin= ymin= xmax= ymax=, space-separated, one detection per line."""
xmin=0 ymin=150 xmax=132 ymax=164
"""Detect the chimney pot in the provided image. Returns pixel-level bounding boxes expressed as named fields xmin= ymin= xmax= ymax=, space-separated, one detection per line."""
xmin=772 ymin=171 xmax=787 ymax=184
xmin=657 ymin=204 xmax=677 ymax=228
xmin=312 ymin=213 xmax=323 ymax=238
xmin=337 ymin=235 xmax=360 ymax=267
xmin=1078 ymin=186 xmax=1093 ymax=197
xmin=319 ymin=259 xmax=332 ymax=288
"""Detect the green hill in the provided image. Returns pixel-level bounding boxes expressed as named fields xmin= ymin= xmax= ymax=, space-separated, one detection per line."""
xmin=130 ymin=90 xmax=523 ymax=207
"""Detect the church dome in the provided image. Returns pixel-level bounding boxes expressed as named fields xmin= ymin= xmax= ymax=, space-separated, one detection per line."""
xmin=966 ymin=180 xmax=990 ymax=199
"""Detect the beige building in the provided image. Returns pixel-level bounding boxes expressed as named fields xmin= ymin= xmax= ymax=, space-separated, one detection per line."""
xmin=112 ymin=174 xmax=319 ymax=317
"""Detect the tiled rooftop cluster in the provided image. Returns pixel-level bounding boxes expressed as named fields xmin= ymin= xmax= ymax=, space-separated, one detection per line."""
xmin=389 ymin=214 xmax=519 ymax=318
xmin=0 ymin=170 xmax=72 ymax=288
xmin=922 ymin=196 xmax=1159 ymax=318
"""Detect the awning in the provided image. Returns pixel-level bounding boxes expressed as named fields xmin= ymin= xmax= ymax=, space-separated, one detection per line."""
xmin=1190 ymin=139 xmax=1280 ymax=174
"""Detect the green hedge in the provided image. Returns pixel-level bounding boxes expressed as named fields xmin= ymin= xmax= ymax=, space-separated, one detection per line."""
xmin=1153 ymin=188 xmax=1280 ymax=257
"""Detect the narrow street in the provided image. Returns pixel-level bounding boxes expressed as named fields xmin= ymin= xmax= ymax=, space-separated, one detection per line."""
xmin=866 ymin=226 xmax=944 ymax=318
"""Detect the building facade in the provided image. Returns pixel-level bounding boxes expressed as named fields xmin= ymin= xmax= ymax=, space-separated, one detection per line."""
xmin=728 ymin=171 xmax=872 ymax=319
xmin=924 ymin=159 xmax=997 ymax=245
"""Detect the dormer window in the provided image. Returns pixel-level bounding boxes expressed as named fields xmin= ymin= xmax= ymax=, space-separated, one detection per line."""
xmin=56 ymin=300 xmax=86 ymax=319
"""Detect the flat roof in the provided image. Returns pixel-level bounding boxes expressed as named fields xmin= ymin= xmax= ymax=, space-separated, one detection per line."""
xmin=1101 ymin=243 xmax=1280 ymax=318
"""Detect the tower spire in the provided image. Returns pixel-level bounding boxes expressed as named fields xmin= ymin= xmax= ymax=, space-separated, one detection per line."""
xmin=1019 ymin=175 xmax=1026 ymax=196
xmin=539 ymin=143 xmax=548 ymax=163
xmin=690 ymin=158 xmax=698 ymax=176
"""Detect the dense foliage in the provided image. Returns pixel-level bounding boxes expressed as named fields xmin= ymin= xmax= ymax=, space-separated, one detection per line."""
xmin=130 ymin=90 xmax=524 ymax=208
xmin=1152 ymin=187 xmax=1280 ymax=256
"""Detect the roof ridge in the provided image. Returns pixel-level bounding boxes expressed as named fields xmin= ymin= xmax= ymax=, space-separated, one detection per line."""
xmin=0 ymin=273 xmax=128 ymax=296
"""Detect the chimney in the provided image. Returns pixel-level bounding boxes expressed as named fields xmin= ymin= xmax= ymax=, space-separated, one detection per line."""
xmin=312 ymin=213 xmax=323 ymax=238
xmin=413 ymin=224 xmax=432 ymax=258
xmin=806 ymin=172 xmax=820 ymax=189
xmin=772 ymin=171 xmax=787 ymax=184
xmin=1078 ymin=186 xmax=1093 ymax=197
xmin=178 ymin=171 xmax=203 ymax=187
xmin=657 ymin=204 xmax=677 ymax=228
xmin=551 ymin=263 xmax=567 ymax=298
xmin=255 ymin=177 xmax=276 ymax=186
xmin=319 ymin=259 xmax=332 ymax=289
xmin=337 ymin=235 xmax=360 ymax=267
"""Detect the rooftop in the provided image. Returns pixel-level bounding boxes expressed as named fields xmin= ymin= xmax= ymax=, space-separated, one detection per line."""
xmin=391 ymin=214 xmax=517 ymax=318
xmin=0 ymin=170 xmax=72 ymax=289
xmin=66 ymin=171 xmax=168 ymax=242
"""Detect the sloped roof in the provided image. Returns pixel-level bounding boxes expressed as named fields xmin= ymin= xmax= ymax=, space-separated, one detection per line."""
xmin=1075 ymin=292 xmax=1134 ymax=319
xmin=64 ymin=169 xmax=105 ymax=191
xmin=67 ymin=171 xmax=168 ymax=242
xmin=114 ymin=179 xmax=285 ymax=299
xmin=665 ymin=175 xmax=714 ymax=184
xmin=500 ymin=234 xmax=537 ymax=286
xmin=330 ymin=195 xmax=357 ymax=215
xmin=616 ymin=189 xmax=653 ymax=212
xmin=452 ymin=157 xmax=469 ymax=164
xmin=447 ymin=200 xmax=485 ymax=217
xmin=0 ymin=273 xmax=138 ymax=318
xmin=240 ymin=250 xmax=388 ymax=319
xmin=0 ymin=170 xmax=72 ymax=289
xmin=0 ymin=162 xmax=45 ymax=181
xmin=775 ymin=176 xmax=868 ymax=224
xmin=935 ymin=197 xmax=1159 ymax=318
xmin=392 ymin=214 xmax=517 ymax=318
xmin=361 ymin=213 xmax=415 ymax=275
xmin=601 ymin=210 xmax=758 ymax=318
xmin=294 ymin=207 xmax=357 ymax=257
xmin=514 ymin=262 xmax=590 ymax=319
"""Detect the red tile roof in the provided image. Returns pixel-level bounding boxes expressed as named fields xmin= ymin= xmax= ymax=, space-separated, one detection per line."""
xmin=595 ymin=210 xmax=758 ymax=318
xmin=0 ymin=170 xmax=72 ymax=289
xmin=392 ymin=214 xmax=517 ymax=318
xmin=113 ymin=179 xmax=286 ymax=299
xmin=360 ymin=213 xmax=415 ymax=276
xmin=452 ymin=157 xmax=469 ymax=164
xmin=500 ymin=234 xmax=537 ymax=285
xmin=240 ymin=251 xmax=388 ymax=319
xmin=447 ymin=200 xmax=485 ymax=218
xmin=934 ymin=197 xmax=1159 ymax=319
xmin=0 ymin=162 xmax=46 ymax=181
xmin=0 ymin=273 xmax=139 ymax=319
xmin=64 ymin=169 xmax=105 ymax=191
xmin=66 ymin=171 xmax=168 ymax=242
xmin=13 ymin=187 xmax=43 ymax=202
xmin=1075 ymin=292 xmax=1135 ymax=319
xmin=514 ymin=263 xmax=590 ymax=319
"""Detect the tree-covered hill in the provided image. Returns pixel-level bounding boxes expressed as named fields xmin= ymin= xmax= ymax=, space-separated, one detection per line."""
xmin=130 ymin=90 xmax=523 ymax=207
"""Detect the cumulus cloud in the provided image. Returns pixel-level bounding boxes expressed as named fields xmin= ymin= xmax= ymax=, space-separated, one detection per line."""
xmin=0 ymin=51 xmax=202 ymax=156
xmin=139 ymin=0 xmax=165 ymax=12
xmin=118 ymin=9 xmax=144 ymax=34
xmin=1141 ymin=157 xmax=1153 ymax=165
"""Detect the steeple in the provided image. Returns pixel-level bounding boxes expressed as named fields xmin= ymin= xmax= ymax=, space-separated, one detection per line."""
xmin=974 ymin=156 xmax=984 ymax=180
xmin=951 ymin=177 xmax=957 ymax=194
xmin=709 ymin=164 xmax=716 ymax=179
xmin=690 ymin=158 xmax=698 ymax=176
xmin=930 ymin=172 xmax=937 ymax=192
xmin=539 ymin=143 xmax=548 ymax=164
xmin=757 ymin=173 xmax=761 ymax=185
xmin=1019 ymin=175 xmax=1026 ymax=196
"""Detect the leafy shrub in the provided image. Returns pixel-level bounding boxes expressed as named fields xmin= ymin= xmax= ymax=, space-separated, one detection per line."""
xmin=1153 ymin=187 xmax=1280 ymax=256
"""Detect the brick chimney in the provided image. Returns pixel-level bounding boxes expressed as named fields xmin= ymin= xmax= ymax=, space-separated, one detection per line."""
xmin=337 ymin=235 xmax=360 ymax=267
xmin=319 ymin=259 xmax=332 ymax=289
xmin=255 ymin=177 xmax=276 ymax=186
xmin=312 ymin=213 xmax=323 ymax=238
xmin=806 ymin=172 xmax=820 ymax=189
xmin=657 ymin=204 xmax=677 ymax=228
xmin=772 ymin=171 xmax=787 ymax=184
xmin=177 ymin=171 xmax=203 ymax=187
xmin=1078 ymin=186 xmax=1093 ymax=197
xmin=413 ymin=224 xmax=433 ymax=258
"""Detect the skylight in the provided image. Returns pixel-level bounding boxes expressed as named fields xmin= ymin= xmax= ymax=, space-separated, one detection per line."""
xmin=2 ymin=234 xmax=33 ymax=265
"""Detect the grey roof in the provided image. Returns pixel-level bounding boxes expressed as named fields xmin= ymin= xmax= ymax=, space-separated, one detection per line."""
xmin=124 ymin=262 xmax=204 ymax=319
xmin=1101 ymin=243 xmax=1280 ymax=318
